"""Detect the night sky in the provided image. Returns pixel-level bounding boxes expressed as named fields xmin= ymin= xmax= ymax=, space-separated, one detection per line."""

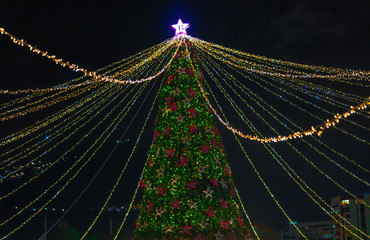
xmin=1 ymin=0 xmax=369 ymax=239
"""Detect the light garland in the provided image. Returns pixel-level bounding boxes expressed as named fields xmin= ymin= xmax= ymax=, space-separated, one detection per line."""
xmin=0 ymin=82 xmax=151 ymax=239
xmin=188 ymin=36 xmax=370 ymax=82
xmin=198 ymin=51 xmax=369 ymax=173
xmin=192 ymin=42 xmax=370 ymax=143
xmin=199 ymin=54 xmax=370 ymax=201
xmin=0 ymin=27 xmax=180 ymax=89
xmin=198 ymin=60 xmax=368 ymax=238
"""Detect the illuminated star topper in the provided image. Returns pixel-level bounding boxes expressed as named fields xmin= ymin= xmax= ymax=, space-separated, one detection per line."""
xmin=171 ymin=19 xmax=190 ymax=36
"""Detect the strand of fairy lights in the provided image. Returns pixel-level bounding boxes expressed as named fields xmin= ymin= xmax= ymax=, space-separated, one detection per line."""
xmin=0 ymin=48 xmax=172 ymax=177
xmin=207 ymin=49 xmax=370 ymax=145
xmin=0 ymin=82 xmax=150 ymax=238
xmin=193 ymin=42 xmax=370 ymax=140
xmin=199 ymin=60 xmax=368 ymax=238
xmin=196 ymin=49 xmax=369 ymax=173
xmin=188 ymin=36 xmax=370 ymax=82
xmin=0 ymin=52 xmax=171 ymax=232
xmin=0 ymin=84 xmax=112 ymax=146
xmin=200 ymin=60 xmax=370 ymax=234
xmin=0 ymin=84 xmax=117 ymax=160
xmin=39 ymin=71 xmax=162 ymax=240
xmin=191 ymin=41 xmax=370 ymax=143
xmin=193 ymin=40 xmax=370 ymax=125
xmin=0 ymin=83 xmax=104 ymax=121
xmin=0 ymin=85 xmax=123 ymax=176
xmin=191 ymin=44 xmax=369 ymax=237
xmin=0 ymin=83 xmax=143 ymax=201
xmin=198 ymin=53 xmax=370 ymax=203
xmin=0 ymin=44 xmax=173 ymax=149
xmin=0 ymin=46 xmax=168 ymax=191
xmin=184 ymin=44 xmax=308 ymax=239
xmin=79 ymin=66 xmax=167 ymax=240
xmin=0 ymin=27 xmax=180 ymax=88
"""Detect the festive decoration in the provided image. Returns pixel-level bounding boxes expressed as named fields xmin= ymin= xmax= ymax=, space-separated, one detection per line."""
xmin=134 ymin=39 xmax=249 ymax=240
xmin=0 ymin=21 xmax=368 ymax=240
xmin=171 ymin=19 xmax=190 ymax=36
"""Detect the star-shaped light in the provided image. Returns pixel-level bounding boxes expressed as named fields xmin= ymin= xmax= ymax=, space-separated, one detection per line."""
xmin=171 ymin=19 xmax=190 ymax=36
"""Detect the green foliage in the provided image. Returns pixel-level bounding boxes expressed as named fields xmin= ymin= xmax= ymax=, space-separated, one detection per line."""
xmin=134 ymin=39 xmax=249 ymax=239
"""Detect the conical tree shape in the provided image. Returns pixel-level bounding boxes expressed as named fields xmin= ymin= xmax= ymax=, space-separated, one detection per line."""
xmin=134 ymin=39 xmax=250 ymax=240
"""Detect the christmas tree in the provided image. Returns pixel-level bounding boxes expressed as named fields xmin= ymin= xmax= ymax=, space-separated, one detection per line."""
xmin=134 ymin=20 xmax=250 ymax=240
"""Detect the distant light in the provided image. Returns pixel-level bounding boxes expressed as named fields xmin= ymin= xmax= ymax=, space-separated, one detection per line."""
xmin=171 ymin=19 xmax=190 ymax=36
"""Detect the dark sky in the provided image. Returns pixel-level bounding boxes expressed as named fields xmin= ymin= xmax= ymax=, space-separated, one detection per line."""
xmin=0 ymin=0 xmax=369 ymax=239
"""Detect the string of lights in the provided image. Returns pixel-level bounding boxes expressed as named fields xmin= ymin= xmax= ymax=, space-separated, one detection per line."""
xmin=79 ymin=68 xmax=165 ymax=240
xmin=0 ymin=44 xmax=175 ymax=147
xmin=195 ymin=49 xmax=370 ymax=173
xmin=198 ymin=54 xmax=370 ymax=203
xmin=197 ymin=59 xmax=368 ymax=238
xmin=0 ymin=27 xmax=180 ymax=87
xmin=0 ymin=83 xmax=144 ymax=201
xmin=0 ymin=84 xmax=117 ymax=161
xmin=188 ymin=36 xmax=370 ymax=82
xmin=191 ymin=40 xmax=370 ymax=143
xmin=1 ymin=48 xmax=173 ymax=183
xmin=184 ymin=45 xmax=308 ymax=238
xmin=38 ymin=71 xmax=163 ymax=240
xmin=0 ymin=84 xmax=124 ymax=176
xmin=194 ymin=43 xmax=370 ymax=143
xmin=0 ymin=48 xmax=174 ymax=235
xmin=0 ymin=82 xmax=151 ymax=239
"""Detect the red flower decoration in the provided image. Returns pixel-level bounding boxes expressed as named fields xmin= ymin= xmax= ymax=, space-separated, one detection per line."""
xmin=163 ymin=127 xmax=171 ymax=136
xmin=220 ymin=219 xmax=229 ymax=229
xmin=164 ymin=147 xmax=175 ymax=157
xmin=168 ymin=74 xmax=174 ymax=84
xmin=189 ymin=124 xmax=200 ymax=134
xmin=169 ymin=102 xmax=179 ymax=111
xmin=165 ymin=94 xmax=173 ymax=105
xmin=153 ymin=130 xmax=159 ymax=141
xmin=182 ymin=223 xmax=193 ymax=234
xmin=204 ymin=207 xmax=215 ymax=217
xmin=171 ymin=198 xmax=181 ymax=209
xmin=210 ymin=177 xmax=219 ymax=187
xmin=156 ymin=186 xmax=167 ymax=196
xmin=146 ymin=201 xmax=153 ymax=212
xmin=188 ymin=107 xmax=198 ymax=117
xmin=220 ymin=198 xmax=229 ymax=209
xmin=187 ymin=87 xmax=196 ymax=98
xmin=187 ymin=180 xmax=198 ymax=190
xmin=178 ymin=155 xmax=189 ymax=167
xmin=200 ymin=143 xmax=210 ymax=154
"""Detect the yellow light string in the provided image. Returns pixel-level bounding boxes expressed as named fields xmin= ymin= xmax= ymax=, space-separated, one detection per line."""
xmin=198 ymin=58 xmax=367 ymax=239
xmin=0 ymin=42 xmax=170 ymax=191
xmin=0 ymin=84 xmax=116 ymax=160
xmin=80 ymin=67 xmax=170 ymax=240
xmin=0 ymin=82 xmax=150 ymax=237
xmin=0 ymin=84 xmax=123 ymax=175
xmin=0 ymin=27 xmax=179 ymax=87
xmin=252 ymin=72 xmax=370 ymax=120
xmin=192 ymin=41 xmax=369 ymax=144
xmin=190 ymin=38 xmax=370 ymax=143
xmin=0 ymin=82 xmax=144 ymax=202
xmin=184 ymin=42 xmax=307 ymax=239
xmin=195 ymin=49 xmax=370 ymax=174
xmin=234 ymin=189 xmax=261 ymax=240
xmin=0 ymin=84 xmax=90 ymax=117
xmin=188 ymin=36 xmax=370 ymax=82
xmin=198 ymin=53 xmax=370 ymax=202
xmin=0 ymin=46 xmax=172 ymax=176
xmin=0 ymin=82 xmax=104 ymax=121
xmin=0 ymin=44 xmax=173 ymax=146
